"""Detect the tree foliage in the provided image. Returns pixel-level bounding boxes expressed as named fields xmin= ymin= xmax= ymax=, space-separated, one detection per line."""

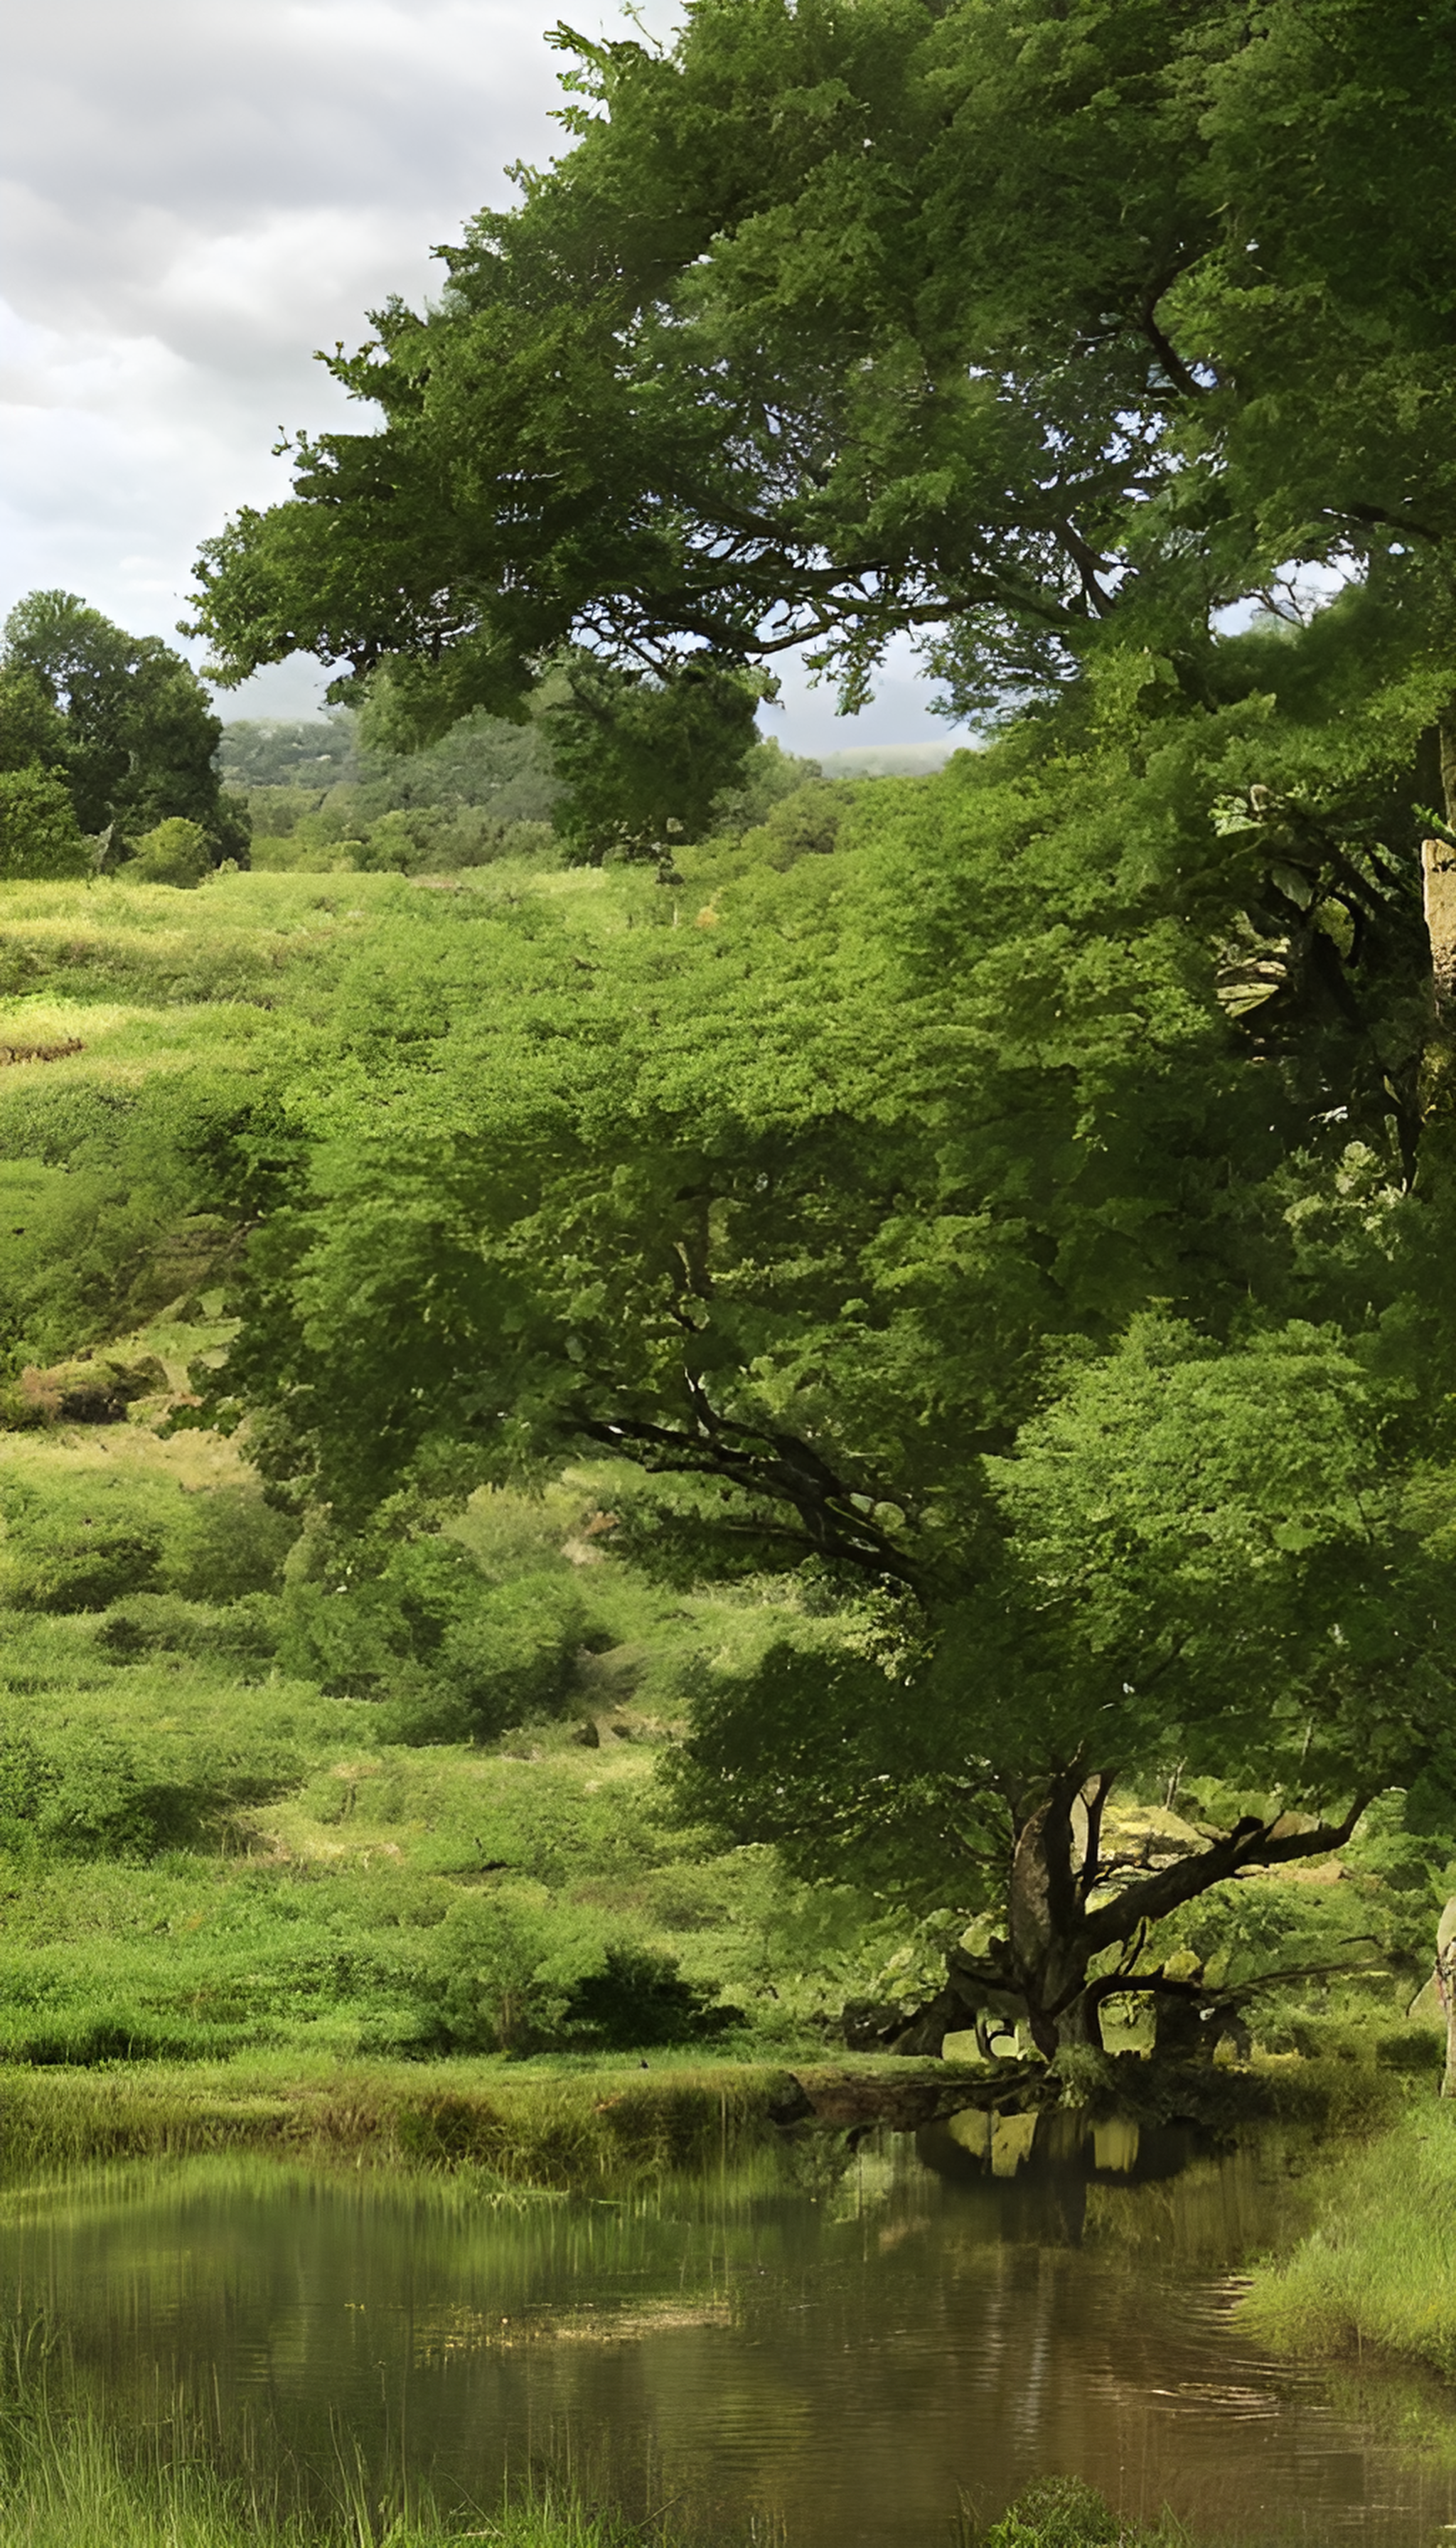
xmin=0 ymin=766 xmax=90 ymax=882
xmin=189 ymin=0 xmax=1453 ymax=744
xmin=1 ymin=592 xmax=249 ymax=860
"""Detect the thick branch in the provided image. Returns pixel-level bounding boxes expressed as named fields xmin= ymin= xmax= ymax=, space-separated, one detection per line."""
xmin=1081 ymin=1794 xmax=1371 ymax=1956
xmin=1140 ymin=304 xmax=1209 ymax=402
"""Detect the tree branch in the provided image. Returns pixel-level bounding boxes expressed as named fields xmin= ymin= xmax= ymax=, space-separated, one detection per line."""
xmin=1140 ymin=304 xmax=1210 ymax=402
xmin=1081 ymin=1794 xmax=1372 ymax=1956
xmin=569 ymin=1402 xmax=925 ymax=1585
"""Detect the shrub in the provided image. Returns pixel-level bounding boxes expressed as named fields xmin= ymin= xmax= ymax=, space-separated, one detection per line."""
xmin=742 ymin=781 xmax=846 ymax=866
xmin=5 ymin=1524 xmax=164 ymax=1612
xmin=437 ymin=1570 xmax=587 ymax=1733
xmin=0 ymin=766 xmax=89 ymax=879
xmin=278 ymin=1541 xmax=584 ymax=1738
xmin=124 ymin=816 xmax=211 ymax=886
xmin=427 ymin=1885 xmax=607 ymax=2053
xmin=94 ymin=1592 xmax=279 ymax=1664
xmin=426 ymin=1889 xmax=732 ymax=2055
xmin=970 ymin=2476 xmax=1166 ymax=2546
xmin=562 ymin=1943 xmax=739 ymax=2050
xmin=0 ymin=1713 xmax=291 ymax=1861
xmin=160 ymin=1485 xmax=297 ymax=1601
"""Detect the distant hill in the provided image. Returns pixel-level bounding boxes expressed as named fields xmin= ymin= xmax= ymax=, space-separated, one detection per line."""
xmin=812 ymin=741 xmax=970 ymax=778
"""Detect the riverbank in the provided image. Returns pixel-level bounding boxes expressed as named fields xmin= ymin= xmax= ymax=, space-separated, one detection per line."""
xmin=1237 ymin=2103 xmax=1456 ymax=2380
xmin=0 ymin=2043 xmax=1422 ymax=2191
xmin=0 ymin=2050 xmax=1028 ymax=2188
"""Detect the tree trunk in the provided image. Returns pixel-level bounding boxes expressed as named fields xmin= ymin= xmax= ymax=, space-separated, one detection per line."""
xmin=1422 ymin=705 xmax=1456 ymax=1027
xmin=879 ymin=1777 xmax=1371 ymax=2067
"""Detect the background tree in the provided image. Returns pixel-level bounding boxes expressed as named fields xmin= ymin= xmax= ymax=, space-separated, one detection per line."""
xmin=544 ymin=652 xmax=771 ymax=863
xmin=0 ymin=766 xmax=89 ymax=882
xmin=0 ymin=665 xmax=70 ymax=778
xmin=1 ymin=592 xmax=249 ymax=861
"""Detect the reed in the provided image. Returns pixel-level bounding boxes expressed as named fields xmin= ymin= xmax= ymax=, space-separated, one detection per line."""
xmin=0 ymin=2331 xmax=681 ymax=2547
xmin=0 ymin=2419 xmax=652 ymax=2547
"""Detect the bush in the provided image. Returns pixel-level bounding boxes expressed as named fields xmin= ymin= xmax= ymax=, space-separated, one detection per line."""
xmin=426 ymin=1888 xmax=732 ymax=2055
xmin=94 ymin=1592 xmax=279 ymax=1664
xmin=6 ymin=1524 xmax=164 ymax=1612
xmin=427 ymin=1886 xmax=608 ymax=2053
xmin=124 ymin=817 xmax=210 ymax=887
xmin=437 ymin=1570 xmax=587 ymax=1733
xmin=0 ymin=766 xmax=89 ymax=879
xmin=278 ymin=1540 xmax=585 ymax=1738
xmin=970 ymin=2477 xmax=1167 ymax=2546
xmin=0 ymin=1713 xmax=291 ymax=1861
xmin=741 ymin=781 xmax=846 ymax=866
xmin=160 ymin=1486 xmax=297 ymax=1601
xmin=562 ymin=1943 xmax=739 ymax=2050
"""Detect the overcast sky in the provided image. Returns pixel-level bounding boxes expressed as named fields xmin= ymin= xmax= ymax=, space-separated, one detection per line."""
xmin=0 ymin=0 xmax=953 ymax=754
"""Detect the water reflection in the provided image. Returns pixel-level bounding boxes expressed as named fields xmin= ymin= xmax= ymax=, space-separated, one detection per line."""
xmin=0 ymin=2129 xmax=1451 ymax=2545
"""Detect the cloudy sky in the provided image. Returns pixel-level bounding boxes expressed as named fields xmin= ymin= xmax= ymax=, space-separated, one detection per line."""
xmin=0 ymin=0 xmax=953 ymax=754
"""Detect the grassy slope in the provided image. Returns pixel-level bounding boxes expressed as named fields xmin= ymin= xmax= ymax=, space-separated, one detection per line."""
xmin=0 ymin=867 xmax=886 ymax=2074
xmin=1236 ymin=2104 xmax=1456 ymax=2377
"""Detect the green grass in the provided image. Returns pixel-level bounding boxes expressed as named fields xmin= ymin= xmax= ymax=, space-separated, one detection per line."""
xmin=0 ymin=2398 xmax=677 ymax=2547
xmin=1236 ymin=2104 xmax=1456 ymax=2376
xmin=0 ymin=2054 xmax=796 ymax=2188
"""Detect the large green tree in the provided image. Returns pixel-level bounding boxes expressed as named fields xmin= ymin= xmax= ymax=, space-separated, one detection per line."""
xmin=203 ymin=588 xmax=1456 ymax=2052
xmin=185 ymin=0 xmax=1456 ymax=2057
xmin=188 ymin=0 xmax=1453 ymax=751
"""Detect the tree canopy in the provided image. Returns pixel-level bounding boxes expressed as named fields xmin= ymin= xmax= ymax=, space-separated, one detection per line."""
xmin=189 ymin=0 xmax=1453 ymax=748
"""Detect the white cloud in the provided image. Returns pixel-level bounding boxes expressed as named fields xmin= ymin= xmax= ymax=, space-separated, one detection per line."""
xmin=0 ymin=0 xmax=954 ymax=750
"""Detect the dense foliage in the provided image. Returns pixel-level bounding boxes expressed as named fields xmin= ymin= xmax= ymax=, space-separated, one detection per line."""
xmin=190 ymin=0 xmax=1453 ymax=756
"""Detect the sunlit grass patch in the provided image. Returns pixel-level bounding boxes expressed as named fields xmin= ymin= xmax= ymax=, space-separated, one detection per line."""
xmin=0 ymin=1413 xmax=250 ymax=1493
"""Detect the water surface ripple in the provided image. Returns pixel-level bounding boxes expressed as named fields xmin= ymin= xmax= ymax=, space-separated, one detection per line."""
xmin=1 ymin=2123 xmax=1451 ymax=2544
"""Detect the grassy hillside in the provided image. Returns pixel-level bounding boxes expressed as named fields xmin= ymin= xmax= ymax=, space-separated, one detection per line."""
xmin=0 ymin=864 xmax=896 ymax=2069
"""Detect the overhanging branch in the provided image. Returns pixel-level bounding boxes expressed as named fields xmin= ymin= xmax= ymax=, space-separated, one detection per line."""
xmin=1081 ymin=1793 xmax=1372 ymax=1956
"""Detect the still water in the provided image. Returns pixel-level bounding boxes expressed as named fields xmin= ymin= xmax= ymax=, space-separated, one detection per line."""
xmin=1 ymin=2119 xmax=1453 ymax=2545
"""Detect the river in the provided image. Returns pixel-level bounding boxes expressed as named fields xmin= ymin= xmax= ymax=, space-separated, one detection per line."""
xmin=1 ymin=2115 xmax=1452 ymax=2543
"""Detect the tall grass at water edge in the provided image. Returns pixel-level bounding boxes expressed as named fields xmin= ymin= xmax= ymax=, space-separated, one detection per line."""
xmin=0 ymin=2417 xmax=648 ymax=2547
xmin=0 ymin=2055 xmax=795 ymax=2191
xmin=1236 ymin=2104 xmax=1456 ymax=2376
xmin=0 ymin=2410 xmax=1185 ymax=2548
